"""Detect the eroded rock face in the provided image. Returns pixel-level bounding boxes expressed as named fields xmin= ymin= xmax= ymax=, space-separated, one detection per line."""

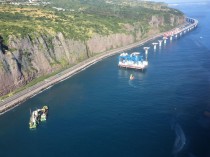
xmin=149 ymin=15 xmax=185 ymax=28
xmin=0 ymin=15 xmax=185 ymax=96
xmin=87 ymin=33 xmax=135 ymax=53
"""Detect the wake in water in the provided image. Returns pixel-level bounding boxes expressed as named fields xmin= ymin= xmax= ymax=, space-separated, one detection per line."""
xmin=171 ymin=118 xmax=186 ymax=157
xmin=128 ymin=80 xmax=136 ymax=88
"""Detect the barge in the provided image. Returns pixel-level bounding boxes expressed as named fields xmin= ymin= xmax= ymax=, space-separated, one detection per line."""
xmin=118 ymin=52 xmax=148 ymax=70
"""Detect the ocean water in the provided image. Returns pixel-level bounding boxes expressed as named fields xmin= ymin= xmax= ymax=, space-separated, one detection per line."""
xmin=0 ymin=2 xmax=210 ymax=157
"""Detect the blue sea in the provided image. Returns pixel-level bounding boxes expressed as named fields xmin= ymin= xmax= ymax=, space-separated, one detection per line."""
xmin=0 ymin=2 xmax=210 ymax=157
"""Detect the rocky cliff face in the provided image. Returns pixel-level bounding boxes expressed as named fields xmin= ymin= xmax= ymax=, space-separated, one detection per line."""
xmin=0 ymin=15 xmax=185 ymax=96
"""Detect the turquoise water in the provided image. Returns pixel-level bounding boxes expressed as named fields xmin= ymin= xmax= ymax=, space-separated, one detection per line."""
xmin=0 ymin=2 xmax=210 ymax=157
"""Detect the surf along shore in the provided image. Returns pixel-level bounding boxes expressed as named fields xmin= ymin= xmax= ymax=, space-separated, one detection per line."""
xmin=0 ymin=22 xmax=189 ymax=115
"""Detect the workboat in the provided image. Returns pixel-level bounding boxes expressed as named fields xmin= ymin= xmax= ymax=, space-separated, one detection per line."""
xmin=118 ymin=52 xmax=148 ymax=70
xmin=29 ymin=105 xmax=49 ymax=129
xmin=40 ymin=106 xmax=48 ymax=121
xmin=130 ymin=74 xmax=135 ymax=80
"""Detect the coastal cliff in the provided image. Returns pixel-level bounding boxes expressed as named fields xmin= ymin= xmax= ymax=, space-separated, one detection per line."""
xmin=0 ymin=4 xmax=185 ymax=96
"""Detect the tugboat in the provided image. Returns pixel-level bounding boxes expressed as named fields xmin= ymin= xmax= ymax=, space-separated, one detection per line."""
xmin=40 ymin=106 xmax=48 ymax=121
xmin=130 ymin=74 xmax=135 ymax=80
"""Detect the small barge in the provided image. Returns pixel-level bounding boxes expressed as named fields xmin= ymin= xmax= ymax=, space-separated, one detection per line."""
xmin=118 ymin=52 xmax=148 ymax=70
xmin=29 ymin=110 xmax=39 ymax=129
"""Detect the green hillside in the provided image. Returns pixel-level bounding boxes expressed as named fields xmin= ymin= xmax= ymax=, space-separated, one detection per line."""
xmin=0 ymin=0 xmax=183 ymax=42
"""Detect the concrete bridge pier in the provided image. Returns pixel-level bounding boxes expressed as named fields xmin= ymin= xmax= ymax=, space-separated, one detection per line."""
xmin=163 ymin=37 xmax=168 ymax=44
xmin=158 ymin=40 xmax=163 ymax=47
xmin=170 ymin=35 xmax=173 ymax=41
xmin=144 ymin=47 xmax=150 ymax=60
xmin=152 ymin=43 xmax=158 ymax=50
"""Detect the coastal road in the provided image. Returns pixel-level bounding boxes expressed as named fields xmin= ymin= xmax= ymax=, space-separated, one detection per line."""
xmin=0 ymin=18 xmax=198 ymax=115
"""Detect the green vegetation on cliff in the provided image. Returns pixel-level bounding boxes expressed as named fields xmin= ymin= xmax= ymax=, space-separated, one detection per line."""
xmin=0 ymin=0 xmax=183 ymax=42
xmin=0 ymin=0 xmax=185 ymax=98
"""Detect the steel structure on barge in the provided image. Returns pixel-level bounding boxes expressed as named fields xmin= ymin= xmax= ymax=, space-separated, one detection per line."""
xmin=118 ymin=52 xmax=148 ymax=70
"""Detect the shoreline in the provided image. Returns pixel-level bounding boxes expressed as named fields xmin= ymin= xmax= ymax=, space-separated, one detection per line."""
xmin=0 ymin=19 xmax=197 ymax=115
